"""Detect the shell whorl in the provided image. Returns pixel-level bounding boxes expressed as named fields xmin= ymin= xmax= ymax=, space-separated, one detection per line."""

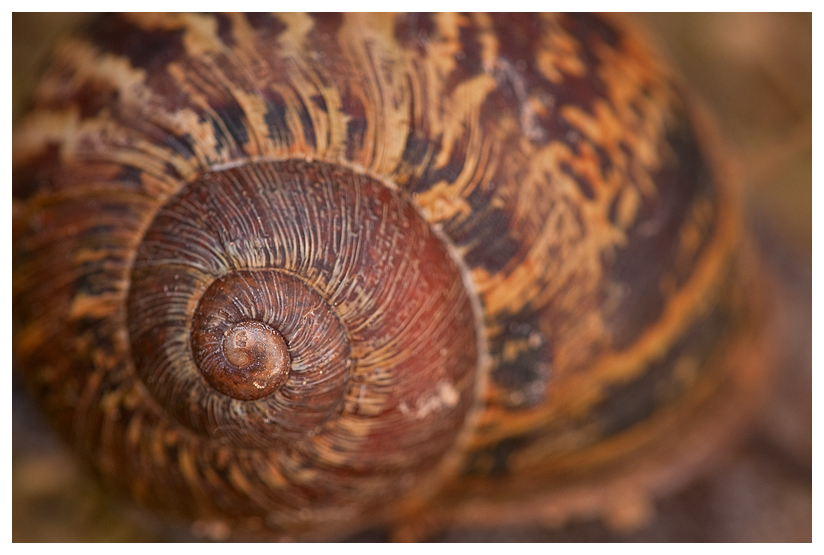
xmin=12 ymin=13 xmax=769 ymax=539
xmin=125 ymin=158 xmax=481 ymax=522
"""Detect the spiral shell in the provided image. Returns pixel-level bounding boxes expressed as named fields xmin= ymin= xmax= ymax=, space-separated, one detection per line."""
xmin=12 ymin=13 xmax=770 ymax=539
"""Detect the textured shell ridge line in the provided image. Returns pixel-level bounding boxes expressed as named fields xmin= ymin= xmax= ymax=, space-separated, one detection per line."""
xmin=242 ymin=164 xmax=301 ymax=273
xmin=118 ymin=157 xmax=481 ymax=524
xmin=20 ymin=34 xmax=206 ymax=187
xmin=25 ymin=15 xmax=235 ymax=193
xmin=338 ymin=13 xmax=411 ymax=175
xmin=163 ymin=21 xmax=299 ymax=165
xmin=18 ymin=14 xmax=326 ymax=203
xmin=327 ymin=103 xmax=498 ymax=512
xmin=413 ymin=195 xmax=494 ymax=471
xmin=220 ymin=169 xmax=271 ymax=248
xmin=135 ymin=224 xmax=228 ymax=277
xmin=296 ymin=179 xmax=324 ymax=278
xmin=344 ymin=243 xmax=412 ymax=341
xmin=11 ymin=12 xmax=784 ymax=541
xmin=264 ymin=14 xmax=349 ymax=163
xmin=354 ymin=283 xmax=434 ymax=371
xmin=326 ymin=177 xmax=367 ymax=308
xmin=16 ymin=7 xmax=498 ymax=276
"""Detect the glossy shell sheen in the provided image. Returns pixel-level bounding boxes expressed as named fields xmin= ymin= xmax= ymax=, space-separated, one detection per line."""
xmin=12 ymin=13 xmax=767 ymax=539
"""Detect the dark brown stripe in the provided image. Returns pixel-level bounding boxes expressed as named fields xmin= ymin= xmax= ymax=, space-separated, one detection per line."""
xmin=488 ymin=313 xmax=553 ymax=408
xmin=12 ymin=142 xmax=61 ymax=200
xmin=393 ymin=13 xmax=437 ymax=56
xmin=594 ymin=273 xmax=733 ymax=437
xmin=89 ymin=15 xmax=185 ymax=71
xmin=603 ymin=115 xmax=720 ymax=349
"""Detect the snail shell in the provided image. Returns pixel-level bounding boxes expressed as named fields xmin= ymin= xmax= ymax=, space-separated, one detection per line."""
xmin=12 ymin=13 xmax=771 ymax=540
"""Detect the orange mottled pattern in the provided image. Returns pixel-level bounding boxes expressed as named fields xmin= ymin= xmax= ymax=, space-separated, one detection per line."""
xmin=12 ymin=13 xmax=769 ymax=540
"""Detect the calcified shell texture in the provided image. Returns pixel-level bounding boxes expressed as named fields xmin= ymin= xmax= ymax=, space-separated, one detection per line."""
xmin=13 ymin=13 xmax=766 ymax=539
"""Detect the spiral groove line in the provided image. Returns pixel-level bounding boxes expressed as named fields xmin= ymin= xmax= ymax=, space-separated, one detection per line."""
xmin=10 ymin=13 xmax=767 ymax=538
xmin=125 ymin=158 xmax=479 ymax=526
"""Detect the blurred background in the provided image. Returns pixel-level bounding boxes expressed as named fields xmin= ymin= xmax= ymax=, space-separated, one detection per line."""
xmin=12 ymin=13 xmax=811 ymax=542
xmin=638 ymin=13 xmax=811 ymax=257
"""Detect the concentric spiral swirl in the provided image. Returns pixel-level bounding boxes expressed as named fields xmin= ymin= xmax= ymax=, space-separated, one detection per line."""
xmin=126 ymin=159 xmax=480 ymax=513
xmin=12 ymin=13 xmax=771 ymax=541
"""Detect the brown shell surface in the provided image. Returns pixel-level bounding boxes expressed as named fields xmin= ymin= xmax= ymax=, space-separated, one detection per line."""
xmin=12 ymin=13 xmax=769 ymax=539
